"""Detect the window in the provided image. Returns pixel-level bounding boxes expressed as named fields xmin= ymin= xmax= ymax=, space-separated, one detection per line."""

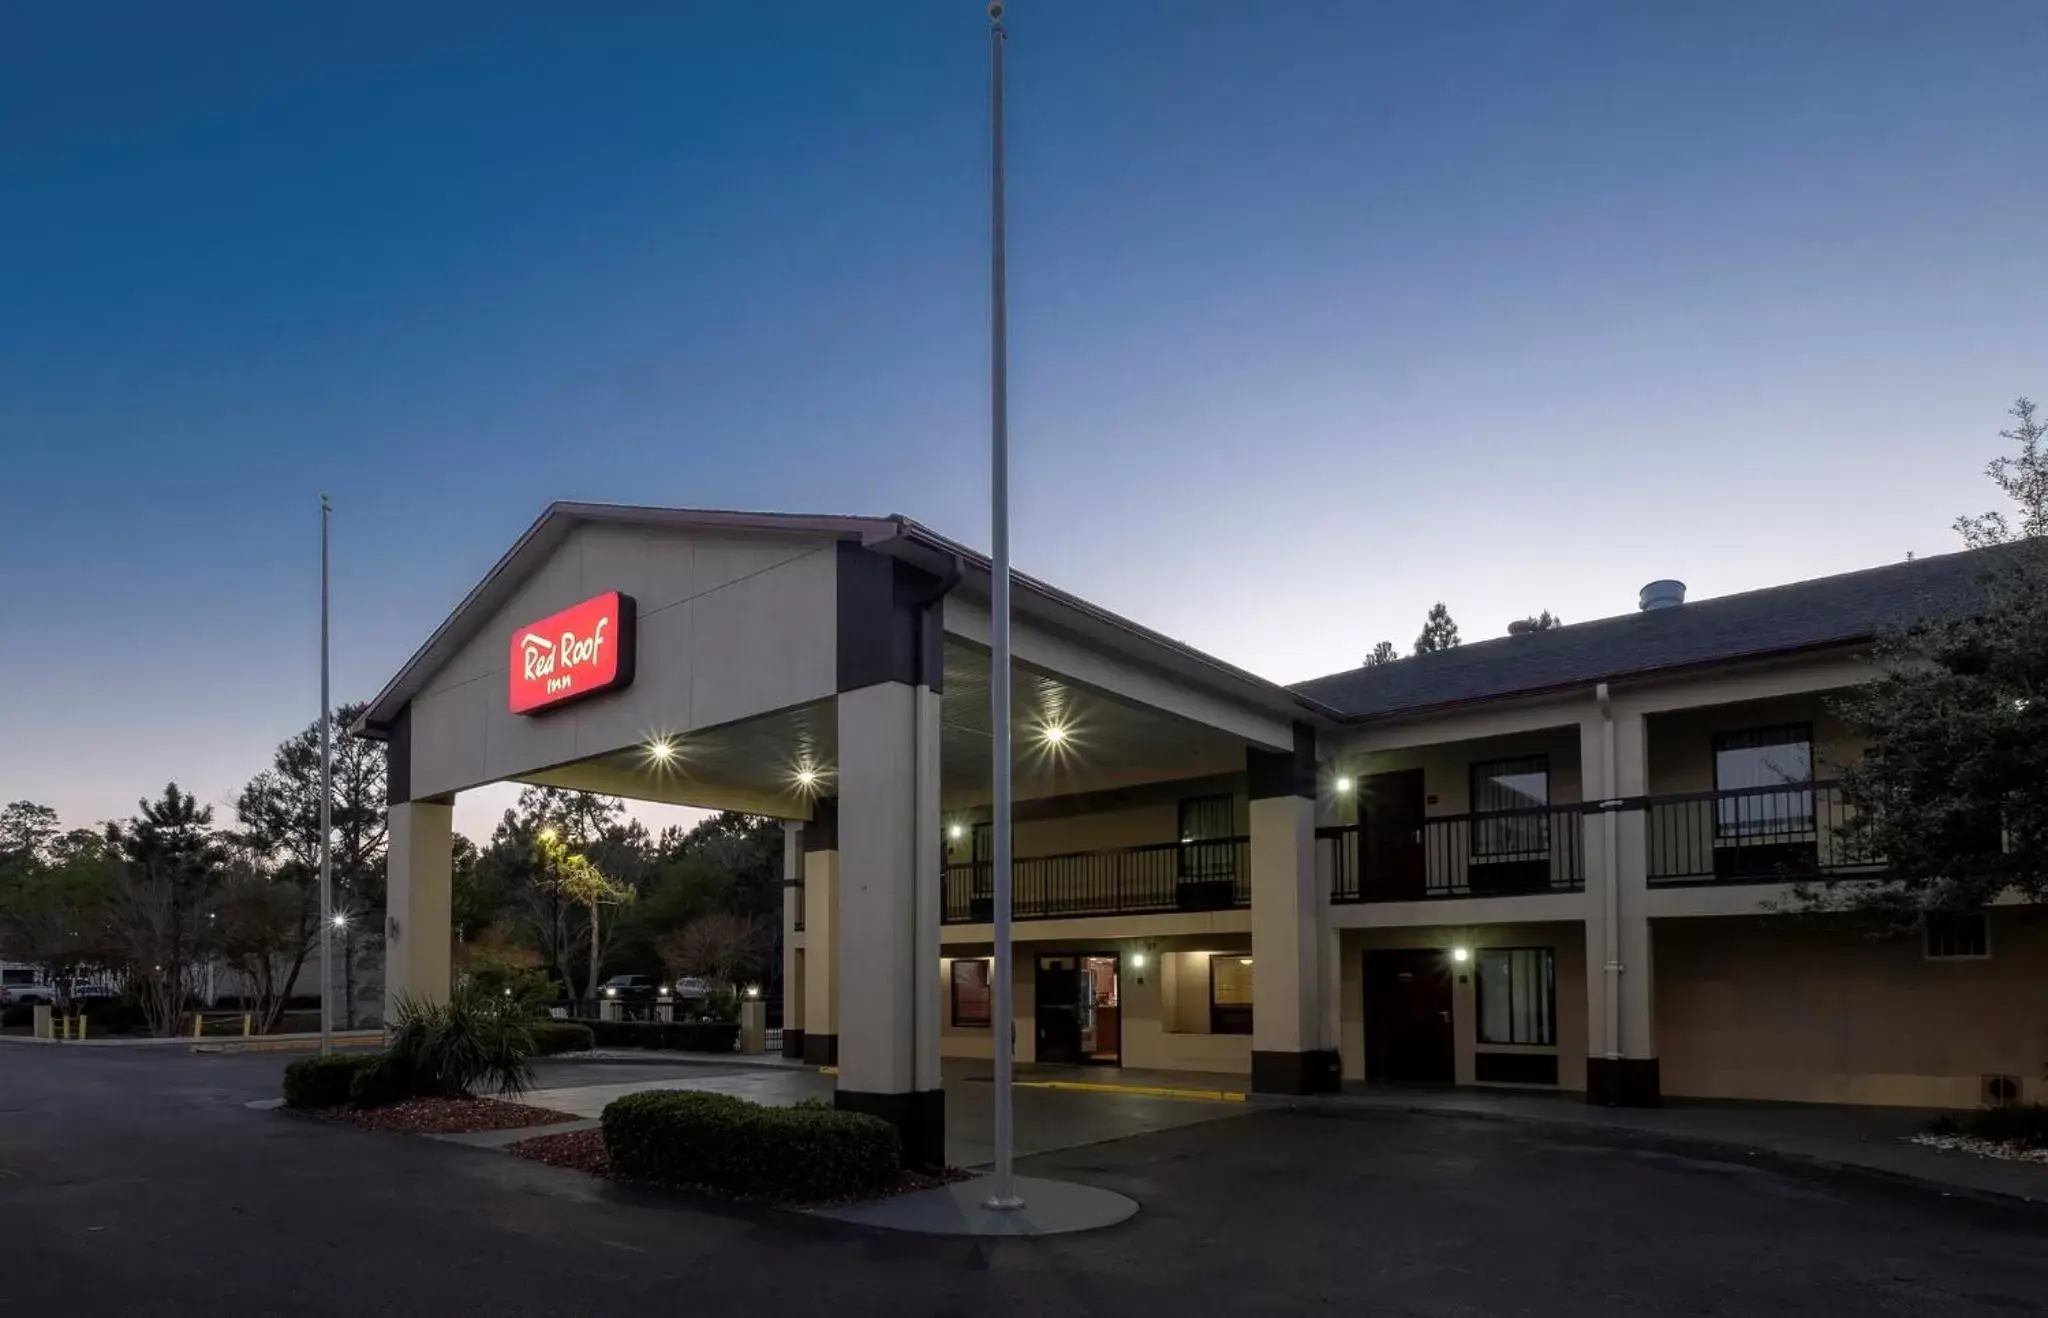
xmin=1470 ymin=756 xmax=1550 ymax=858
xmin=1477 ymin=948 xmax=1555 ymax=1046
xmin=1178 ymin=794 xmax=1236 ymax=881
xmin=1714 ymin=724 xmax=1814 ymax=838
xmin=951 ymin=959 xmax=993 ymax=1026
xmin=1924 ymin=913 xmax=1991 ymax=961
xmin=1208 ymin=953 xmax=1254 ymax=1034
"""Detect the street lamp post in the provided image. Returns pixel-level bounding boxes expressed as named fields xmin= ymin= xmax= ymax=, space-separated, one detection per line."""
xmin=984 ymin=0 xmax=1023 ymax=1212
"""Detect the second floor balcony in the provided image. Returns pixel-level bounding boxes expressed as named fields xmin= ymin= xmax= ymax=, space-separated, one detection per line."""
xmin=1322 ymin=803 xmax=1588 ymax=903
xmin=941 ymin=837 xmax=1250 ymax=924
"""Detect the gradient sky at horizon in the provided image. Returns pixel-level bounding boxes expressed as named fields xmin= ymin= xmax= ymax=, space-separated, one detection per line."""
xmin=3 ymin=2 xmax=2044 ymax=842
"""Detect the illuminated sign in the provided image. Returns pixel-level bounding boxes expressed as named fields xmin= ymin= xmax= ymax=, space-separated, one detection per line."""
xmin=508 ymin=591 xmax=636 ymax=715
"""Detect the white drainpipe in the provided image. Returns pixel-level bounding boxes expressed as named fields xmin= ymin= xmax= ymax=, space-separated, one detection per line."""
xmin=1597 ymin=682 xmax=1621 ymax=1063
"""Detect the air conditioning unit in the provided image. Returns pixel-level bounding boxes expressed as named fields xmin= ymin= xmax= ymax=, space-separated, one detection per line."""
xmin=1981 ymin=1073 xmax=2021 ymax=1108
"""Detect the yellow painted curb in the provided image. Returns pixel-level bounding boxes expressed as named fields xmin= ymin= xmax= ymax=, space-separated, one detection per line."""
xmin=1014 ymin=1080 xmax=1246 ymax=1103
xmin=818 ymin=1065 xmax=838 ymax=1076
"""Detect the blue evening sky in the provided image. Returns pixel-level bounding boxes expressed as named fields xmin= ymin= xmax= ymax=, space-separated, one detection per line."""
xmin=3 ymin=2 xmax=2043 ymax=839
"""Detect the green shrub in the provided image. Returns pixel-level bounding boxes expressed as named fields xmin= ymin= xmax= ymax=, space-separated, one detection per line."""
xmin=1959 ymin=1104 xmax=2048 ymax=1148
xmin=347 ymin=1056 xmax=415 ymax=1109
xmin=602 ymin=1090 xmax=901 ymax=1202
xmin=585 ymin=1019 xmax=738 ymax=1053
xmin=464 ymin=955 xmax=555 ymax=1016
xmin=81 ymin=1000 xmax=149 ymax=1036
xmin=283 ymin=1054 xmax=380 ymax=1109
xmin=529 ymin=1022 xmax=595 ymax=1056
xmin=369 ymin=986 xmax=535 ymax=1105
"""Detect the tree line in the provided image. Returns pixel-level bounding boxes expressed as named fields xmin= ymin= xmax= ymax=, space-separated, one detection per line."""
xmin=0 ymin=703 xmax=781 ymax=1035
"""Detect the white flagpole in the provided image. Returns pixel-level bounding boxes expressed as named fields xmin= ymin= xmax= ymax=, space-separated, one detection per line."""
xmin=319 ymin=494 xmax=334 ymax=1056
xmin=984 ymin=0 xmax=1022 ymax=1212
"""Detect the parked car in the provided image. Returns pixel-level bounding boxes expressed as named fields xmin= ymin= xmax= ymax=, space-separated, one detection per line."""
xmin=599 ymin=974 xmax=665 ymax=1003
xmin=1 ymin=983 xmax=56 ymax=1006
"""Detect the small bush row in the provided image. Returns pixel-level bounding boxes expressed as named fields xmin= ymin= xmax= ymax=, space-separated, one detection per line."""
xmin=1930 ymin=1104 xmax=2048 ymax=1148
xmin=601 ymin=1090 xmax=900 ymax=1201
xmin=530 ymin=1022 xmax=595 ymax=1056
xmin=586 ymin=1019 xmax=738 ymax=1054
xmin=283 ymin=1054 xmax=381 ymax=1109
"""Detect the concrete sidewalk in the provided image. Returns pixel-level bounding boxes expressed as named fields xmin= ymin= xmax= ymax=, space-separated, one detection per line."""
xmin=1309 ymin=1085 xmax=2048 ymax=1206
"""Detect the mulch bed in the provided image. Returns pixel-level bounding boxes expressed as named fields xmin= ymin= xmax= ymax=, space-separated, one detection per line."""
xmin=504 ymin=1128 xmax=974 ymax=1207
xmin=313 ymin=1096 xmax=578 ymax=1135
xmin=1911 ymin=1132 xmax=2048 ymax=1166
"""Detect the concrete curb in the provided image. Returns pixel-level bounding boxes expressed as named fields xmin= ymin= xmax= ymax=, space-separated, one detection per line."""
xmin=1015 ymin=1079 xmax=1245 ymax=1104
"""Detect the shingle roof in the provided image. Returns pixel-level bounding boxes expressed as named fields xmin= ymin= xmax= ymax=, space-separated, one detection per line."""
xmin=1289 ymin=548 xmax=1997 ymax=720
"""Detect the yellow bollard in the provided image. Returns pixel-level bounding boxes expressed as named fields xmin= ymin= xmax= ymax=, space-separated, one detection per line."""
xmin=193 ymin=1013 xmax=204 ymax=1040
xmin=242 ymin=1013 xmax=252 ymax=1038
xmin=77 ymin=1014 xmax=87 ymax=1041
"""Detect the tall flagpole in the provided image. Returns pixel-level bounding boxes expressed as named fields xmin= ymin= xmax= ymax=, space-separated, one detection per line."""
xmin=319 ymin=494 xmax=334 ymax=1056
xmin=984 ymin=0 xmax=1023 ymax=1212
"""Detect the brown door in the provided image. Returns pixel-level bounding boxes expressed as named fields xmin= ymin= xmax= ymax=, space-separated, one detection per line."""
xmin=1363 ymin=948 xmax=1455 ymax=1083
xmin=1359 ymin=769 xmax=1427 ymax=899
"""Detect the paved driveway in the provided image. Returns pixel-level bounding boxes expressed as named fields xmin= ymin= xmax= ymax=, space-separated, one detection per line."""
xmin=3 ymin=1046 xmax=2045 ymax=1316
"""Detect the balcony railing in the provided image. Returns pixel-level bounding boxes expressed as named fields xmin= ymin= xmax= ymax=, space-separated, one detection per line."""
xmin=1323 ymin=804 xmax=1586 ymax=902
xmin=941 ymin=838 xmax=1249 ymax=924
xmin=1647 ymin=779 xmax=1884 ymax=885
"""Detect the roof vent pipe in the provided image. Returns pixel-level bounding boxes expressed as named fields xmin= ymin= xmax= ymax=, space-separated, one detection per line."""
xmin=1638 ymin=580 xmax=1686 ymax=612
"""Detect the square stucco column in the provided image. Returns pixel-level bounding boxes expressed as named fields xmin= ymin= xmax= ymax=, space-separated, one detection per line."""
xmin=1250 ymin=724 xmax=1341 ymax=1094
xmin=800 ymin=801 xmax=838 ymax=1067
xmin=383 ymin=798 xmax=453 ymax=1027
xmin=781 ymin=819 xmax=806 ymax=1059
xmin=1581 ymin=702 xmax=1659 ymax=1105
xmin=832 ymin=679 xmax=944 ymax=1166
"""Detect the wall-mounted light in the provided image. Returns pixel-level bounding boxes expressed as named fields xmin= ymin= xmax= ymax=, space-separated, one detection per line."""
xmin=794 ymin=766 xmax=819 ymax=790
xmin=1238 ymin=956 xmax=1253 ymax=966
xmin=948 ymin=823 xmax=966 ymax=840
xmin=1039 ymin=722 xmax=1069 ymax=748
xmin=1129 ymin=952 xmax=1147 ymax=969
xmin=1335 ymin=775 xmax=1354 ymax=794
xmin=1451 ymin=946 xmax=1471 ymax=964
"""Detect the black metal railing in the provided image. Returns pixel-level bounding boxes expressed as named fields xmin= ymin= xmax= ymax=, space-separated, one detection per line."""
xmin=941 ymin=837 xmax=1250 ymax=923
xmin=1323 ymin=804 xmax=1586 ymax=902
xmin=1646 ymin=779 xmax=1883 ymax=884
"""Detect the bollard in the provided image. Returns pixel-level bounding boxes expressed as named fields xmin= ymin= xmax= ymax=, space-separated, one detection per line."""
xmin=194 ymin=1013 xmax=205 ymax=1040
xmin=242 ymin=1013 xmax=252 ymax=1038
xmin=77 ymin=1014 xmax=87 ymax=1041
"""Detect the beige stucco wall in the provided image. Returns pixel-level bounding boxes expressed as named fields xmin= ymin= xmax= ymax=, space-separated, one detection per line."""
xmin=406 ymin=522 xmax=838 ymax=802
xmin=1657 ymin=912 xmax=2048 ymax=1108
xmin=939 ymin=934 xmax=1256 ymax=1075
xmin=1645 ymin=692 xmax=1865 ymax=795
xmin=1339 ymin=922 xmax=1589 ymax=1091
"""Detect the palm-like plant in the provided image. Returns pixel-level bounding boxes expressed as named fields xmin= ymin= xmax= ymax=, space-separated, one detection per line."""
xmin=365 ymin=984 xmax=535 ymax=1103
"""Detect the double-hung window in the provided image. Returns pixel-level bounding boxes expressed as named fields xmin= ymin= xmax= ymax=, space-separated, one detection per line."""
xmin=1477 ymin=948 xmax=1556 ymax=1046
xmin=1714 ymin=724 xmax=1814 ymax=838
xmin=1471 ymin=755 xmax=1550 ymax=858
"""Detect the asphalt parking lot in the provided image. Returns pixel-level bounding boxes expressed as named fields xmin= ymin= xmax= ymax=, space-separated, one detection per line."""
xmin=2 ymin=1045 xmax=2044 ymax=1316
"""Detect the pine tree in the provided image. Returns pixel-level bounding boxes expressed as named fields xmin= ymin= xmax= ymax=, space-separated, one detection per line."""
xmin=1413 ymin=603 xmax=1461 ymax=655
xmin=1365 ymin=640 xmax=1398 ymax=667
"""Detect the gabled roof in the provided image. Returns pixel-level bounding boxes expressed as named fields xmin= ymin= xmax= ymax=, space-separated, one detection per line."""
xmin=1289 ymin=547 xmax=1997 ymax=721
xmin=356 ymin=502 xmax=1329 ymax=736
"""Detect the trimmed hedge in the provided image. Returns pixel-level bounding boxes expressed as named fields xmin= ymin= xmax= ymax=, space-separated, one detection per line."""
xmin=586 ymin=1019 xmax=738 ymax=1054
xmin=602 ymin=1090 xmax=901 ymax=1201
xmin=530 ymin=1022 xmax=595 ymax=1056
xmin=283 ymin=1054 xmax=380 ymax=1109
xmin=1931 ymin=1104 xmax=2048 ymax=1148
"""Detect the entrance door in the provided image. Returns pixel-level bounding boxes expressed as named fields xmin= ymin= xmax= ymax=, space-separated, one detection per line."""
xmin=1035 ymin=956 xmax=1085 ymax=1064
xmin=1363 ymin=948 xmax=1455 ymax=1083
xmin=1359 ymin=769 xmax=1428 ymax=899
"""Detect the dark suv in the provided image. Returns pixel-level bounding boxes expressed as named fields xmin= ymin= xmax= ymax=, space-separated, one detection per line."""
xmin=599 ymin=974 xmax=663 ymax=1003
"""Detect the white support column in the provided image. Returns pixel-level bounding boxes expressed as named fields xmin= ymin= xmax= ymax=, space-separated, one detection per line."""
xmin=1582 ymin=696 xmax=1658 ymax=1105
xmin=781 ymin=819 xmax=805 ymax=1059
xmin=1249 ymin=725 xmax=1341 ymax=1094
xmin=833 ymin=679 xmax=945 ymax=1167
xmin=801 ymin=803 xmax=838 ymax=1067
xmin=383 ymin=798 xmax=453 ymax=1027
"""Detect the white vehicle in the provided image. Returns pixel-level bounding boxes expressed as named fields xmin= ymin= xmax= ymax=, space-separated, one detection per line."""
xmin=1 ymin=968 xmax=56 ymax=1006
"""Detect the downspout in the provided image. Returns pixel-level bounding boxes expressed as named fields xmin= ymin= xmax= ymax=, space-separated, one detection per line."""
xmin=1597 ymin=682 xmax=1620 ymax=1066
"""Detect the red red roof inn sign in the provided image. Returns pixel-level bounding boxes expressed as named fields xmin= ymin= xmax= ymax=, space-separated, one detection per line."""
xmin=508 ymin=591 xmax=637 ymax=715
